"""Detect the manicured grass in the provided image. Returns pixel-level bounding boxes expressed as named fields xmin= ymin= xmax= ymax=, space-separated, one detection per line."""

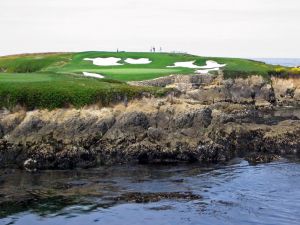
xmin=205 ymin=57 xmax=275 ymax=79
xmin=51 ymin=52 xmax=196 ymax=80
xmin=54 ymin=52 xmax=276 ymax=80
xmin=0 ymin=51 xmax=280 ymax=81
xmin=68 ymin=68 xmax=184 ymax=81
xmin=0 ymin=51 xmax=295 ymax=109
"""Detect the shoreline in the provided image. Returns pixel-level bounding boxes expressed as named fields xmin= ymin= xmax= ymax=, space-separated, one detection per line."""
xmin=1 ymin=74 xmax=300 ymax=170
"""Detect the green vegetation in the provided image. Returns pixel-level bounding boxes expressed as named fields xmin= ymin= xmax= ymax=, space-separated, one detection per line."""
xmin=0 ymin=52 xmax=281 ymax=81
xmin=268 ymin=67 xmax=300 ymax=78
xmin=54 ymin=52 xmax=281 ymax=80
xmin=47 ymin=52 xmax=197 ymax=81
xmin=204 ymin=57 xmax=275 ymax=79
xmin=0 ymin=51 xmax=297 ymax=109
xmin=0 ymin=72 xmax=166 ymax=110
xmin=0 ymin=53 xmax=72 ymax=73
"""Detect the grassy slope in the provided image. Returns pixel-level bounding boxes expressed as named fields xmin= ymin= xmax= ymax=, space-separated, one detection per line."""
xmin=0 ymin=51 xmax=278 ymax=81
xmin=0 ymin=53 xmax=73 ymax=73
xmin=0 ymin=51 xmax=285 ymax=109
xmin=46 ymin=52 xmax=196 ymax=81
xmin=0 ymin=72 xmax=165 ymax=109
xmin=44 ymin=52 xmax=276 ymax=80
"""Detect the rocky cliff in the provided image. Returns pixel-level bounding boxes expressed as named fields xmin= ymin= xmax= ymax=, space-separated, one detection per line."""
xmin=1 ymin=74 xmax=300 ymax=170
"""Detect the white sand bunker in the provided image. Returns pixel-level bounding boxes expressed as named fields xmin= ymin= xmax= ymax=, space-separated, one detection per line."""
xmin=198 ymin=60 xmax=226 ymax=69
xmin=167 ymin=60 xmax=226 ymax=74
xmin=195 ymin=68 xmax=220 ymax=74
xmin=167 ymin=60 xmax=226 ymax=69
xmin=84 ymin=57 xmax=123 ymax=66
xmin=125 ymin=58 xmax=152 ymax=64
xmin=195 ymin=60 xmax=226 ymax=74
xmin=167 ymin=61 xmax=200 ymax=69
xmin=83 ymin=72 xmax=104 ymax=79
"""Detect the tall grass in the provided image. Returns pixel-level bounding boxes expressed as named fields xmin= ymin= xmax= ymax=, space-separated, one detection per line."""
xmin=0 ymin=73 xmax=167 ymax=110
xmin=0 ymin=53 xmax=71 ymax=73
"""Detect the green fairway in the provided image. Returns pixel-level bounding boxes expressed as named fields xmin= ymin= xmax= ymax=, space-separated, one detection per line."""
xmin=0 ymin=51 xmax=296 ymax=109
xmin=47 ymin=52 xmax=197 ymax=80
xmin=53 ymin=52 xmax=278 ymax=80
xmin=0 ymin=52 xmax=280 ymax=81
xmin=69 ymin=68 xmax=184 ymax=81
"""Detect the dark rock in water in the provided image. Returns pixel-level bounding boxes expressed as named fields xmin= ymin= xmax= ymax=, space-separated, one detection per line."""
xmin=197 ymin=143 xmax=229 ymax=163
xmin=147 ymin=205 xmax=174 ymax=211
xmin=111 ymin=192 xmax=202 ymax=203
xmin=245 ymin=153 xmax=281 ymax=164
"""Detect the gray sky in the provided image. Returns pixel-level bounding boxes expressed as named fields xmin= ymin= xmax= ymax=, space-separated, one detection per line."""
xmin=0 ymin=0 xmax=299 ymax=57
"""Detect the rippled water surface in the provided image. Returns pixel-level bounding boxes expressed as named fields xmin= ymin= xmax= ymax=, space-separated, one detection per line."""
xmin=0 ymin=159 xmax=300 ymax=225
xmin=253 ymin=58 xmax=300 ymax=67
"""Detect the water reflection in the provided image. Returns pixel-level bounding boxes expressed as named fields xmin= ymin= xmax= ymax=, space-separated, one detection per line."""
xmin=0 ymin=159 xmax=300 ymax=225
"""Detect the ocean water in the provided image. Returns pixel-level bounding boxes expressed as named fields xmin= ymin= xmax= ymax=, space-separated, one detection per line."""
xmin=253 ymin=58 xmax=300 ymax=67
xmin=1 ymin=159 xmax=300 ymax=225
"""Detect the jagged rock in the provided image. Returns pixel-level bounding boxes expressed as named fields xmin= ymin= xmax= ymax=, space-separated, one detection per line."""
xmin=245 ymin=153 xmax=281 ymax=164
xmin=147 ymin=127 xmax=163 ymax=141
xmin=272 ymin=77 xmax=300 ymax=105
xmin=117 ymin=112 xmax=149 ymax=130
xmin=0 ymin=75 xmax=300 ymax=169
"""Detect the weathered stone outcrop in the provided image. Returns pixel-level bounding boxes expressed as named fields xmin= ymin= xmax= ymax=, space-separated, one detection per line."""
xmin=272 ymin=76 xmax=300 ymax=105
xmin=130 ymin=74 xmax=300 ymax=106
xmin=0 ymin=74 xmax=300 ymax=169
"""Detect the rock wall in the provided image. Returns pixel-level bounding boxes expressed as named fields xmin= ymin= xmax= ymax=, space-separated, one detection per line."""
xmin=1 ymin=75 xmax=300 ymax=169
xmin=130 ymin=74 xmax=300 ymax=106
xmin=272 ymin=76 xmax=300 ymax=104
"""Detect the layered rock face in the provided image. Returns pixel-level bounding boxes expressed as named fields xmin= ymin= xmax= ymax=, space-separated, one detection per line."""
xmin=272 ymin=76 xmax=300 ymax=104
xmin=130 ymin=74 xmax=300 ymax=106
xmin=1 ymin=74 xmax=300 ymax=169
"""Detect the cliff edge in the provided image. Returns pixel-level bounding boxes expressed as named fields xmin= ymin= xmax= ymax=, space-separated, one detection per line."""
xmin=1 ymin=74 xmax=300 ymax=170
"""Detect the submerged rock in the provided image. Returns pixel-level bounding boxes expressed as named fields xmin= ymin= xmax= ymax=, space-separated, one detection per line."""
xmin=112 ymin=192 xmax=202 ymax=203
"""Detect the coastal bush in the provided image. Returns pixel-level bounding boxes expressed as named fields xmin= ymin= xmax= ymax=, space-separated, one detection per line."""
xmin=268 ymin=67 xmax=300 ymax=78
xmin=0 ymin=54 xmax=71 ymax=73
xmin=223 ymin=69 xmax=267 ymax=79
xmin=0 ymin=73 xmax=167 ymax=110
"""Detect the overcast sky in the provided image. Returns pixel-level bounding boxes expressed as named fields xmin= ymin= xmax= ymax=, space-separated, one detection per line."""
xmin=0 ymin=0 xmax=299 ymax=57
